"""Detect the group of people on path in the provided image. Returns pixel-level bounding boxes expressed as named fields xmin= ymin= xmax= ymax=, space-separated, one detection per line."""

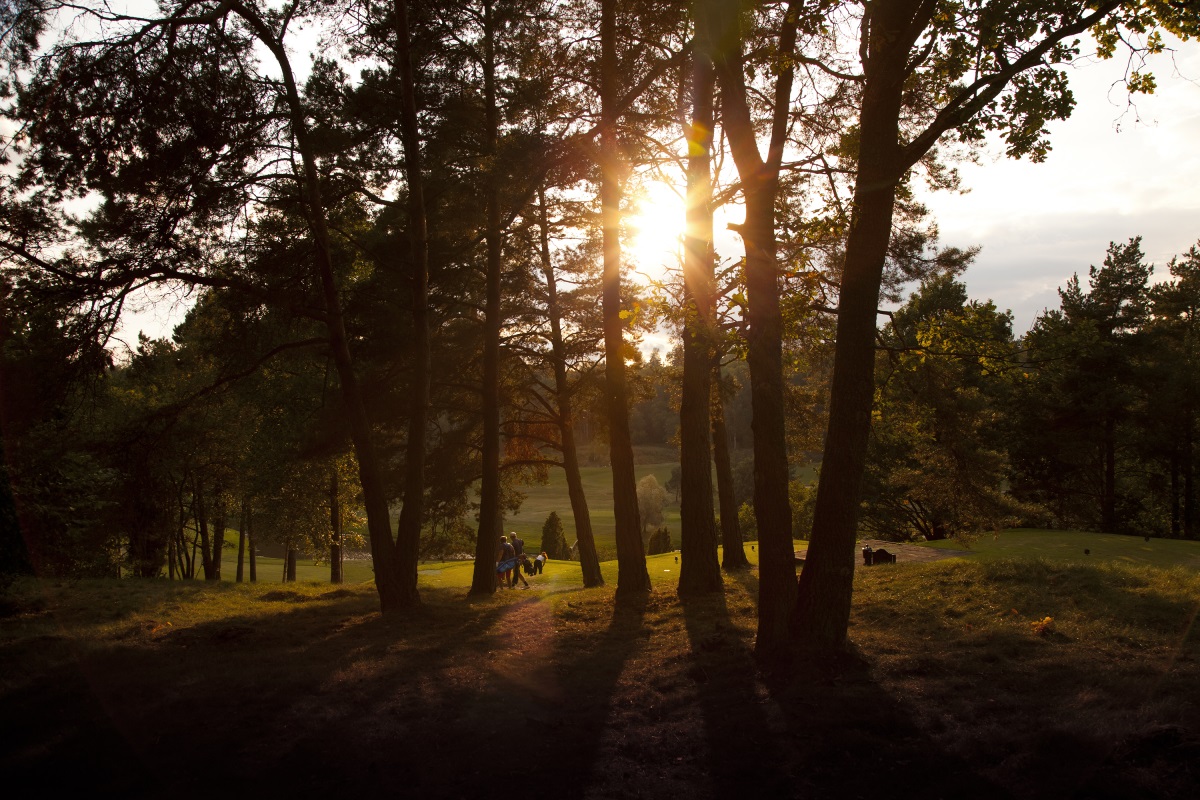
xmin=495 ymin=532 xmax=547 ymax=589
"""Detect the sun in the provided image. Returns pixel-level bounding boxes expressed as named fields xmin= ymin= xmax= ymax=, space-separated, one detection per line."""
xmin=626 ymin=180 xmax=686 ymax=282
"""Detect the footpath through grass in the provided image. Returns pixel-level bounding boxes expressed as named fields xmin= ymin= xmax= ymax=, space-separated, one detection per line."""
xmin=3 ymin=539 xmax=1200 ymax=797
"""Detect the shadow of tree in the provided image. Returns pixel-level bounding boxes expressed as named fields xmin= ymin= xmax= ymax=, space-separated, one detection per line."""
xmin=680 ymin=591 xmax=793 ymax=796
xmin=532 ymin=592 xmax=649 ymax=797
xmin=679 ymin=573 xmax=1013 ymax=798
xmin=8 ymin=563 xmax=1200 ymax=798
xmin=1 ymin=589 xmax=520 ymax=796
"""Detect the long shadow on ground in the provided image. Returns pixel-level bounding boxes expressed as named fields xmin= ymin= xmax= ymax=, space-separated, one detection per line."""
xmin=687 ymin=568 xmax=1010 ymax=798
xmin=533 ymin=593 xmax=650 ymax=797
xmin=1 ymin=588 xmax=519 ymax=796
xmin=680 ymin=590 xmax=793 ymax=796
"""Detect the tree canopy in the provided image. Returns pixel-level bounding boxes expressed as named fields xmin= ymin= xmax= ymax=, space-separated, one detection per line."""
xmin=1 ymin=0 xmax=1196 ymax=667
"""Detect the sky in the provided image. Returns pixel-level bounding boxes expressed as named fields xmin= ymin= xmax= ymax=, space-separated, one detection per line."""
xmin=917 ymin=36 xmax=1200 ymax=333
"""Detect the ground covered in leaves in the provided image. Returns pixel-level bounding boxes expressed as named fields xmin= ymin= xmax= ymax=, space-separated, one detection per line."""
xmin=3 ymin=556 xmax=1199 ymax=798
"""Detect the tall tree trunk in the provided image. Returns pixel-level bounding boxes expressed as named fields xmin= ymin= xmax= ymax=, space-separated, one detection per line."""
xmin=741 ymin=182 xmax=795 ymax=651
xmin=793 ymin=0 xmax=929 ymax=654
xmin=209 ymin=493 xmax=226 ymax=581
xmin=248 ymin=508 xmax=257 ymax=583
xmin=193 ymin=480 xmax=214 ymax=581
xmin=190 ymin=530 xmax=200 ymax=579
xmin=1186 ymin=405 xmax=1196 ymax=539
xmin=1171 ymin=449 xmax=1181 ymax=538
xmin=391 ymin=0 xmax=430 ymax=608
xmin=539 ymin=188 xmax=603 ymax=587
xmin=230 ymin=1 xmax=409 ymax=612
xmin=330 ymin=471 xmax=343 ymax=584
xmin=601 ymin=0 xmax=649 ymax=599
xmin=176 ymin=485 xmax=192 ymax=578
xmin=285 ymin=546 xmax=297 ymax=582
xmin=236 ymin=499 xmax=247 ymax=583
xmin=678 ymin=18 xmax=722 ymax=596
xmin=1102 ymin=414 xmax=1117 ymax=532
xmin=472 ymin=0 xmax=506 ymax=595
xmin=713 ymin=373 xmax=748 ymax=569
xmin=178 ymin=527 xmax=191 ymax=579
xmin=709 ymin=0 xmax=799 ymax=655
xmin=168 ymin=536 xmax=176 ymax=580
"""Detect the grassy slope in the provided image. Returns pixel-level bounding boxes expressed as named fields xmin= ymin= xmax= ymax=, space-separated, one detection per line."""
xmin=503 ymin=462 xmax=681 ymax=552
xmin=3 ymin=535 xmax=1200 ymax=797
xmin=922 ymin=528 xmax=1200 ymax=571
xmin=217 ymin=527 xmax=1199 ymax=585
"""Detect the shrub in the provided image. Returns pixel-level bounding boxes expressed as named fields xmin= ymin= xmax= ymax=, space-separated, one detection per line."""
xmin=636 ymin=474 xmax=666 ymax=534
xmin=738 ymin=502 xmax=757 ymax=542
xmin=646 ymin=527 xmax=672 ymax=555
xmin=789 ymin=480 xmax=816 ymax=541
xmin=540 ymin=511 xmax=569 ymax=560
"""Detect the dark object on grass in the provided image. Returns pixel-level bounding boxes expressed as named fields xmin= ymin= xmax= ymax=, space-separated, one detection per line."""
xmin=862 ymin=544 xmax=873 ymax=565
xmin=1084 ymin=549 xmax=1090 ymax=555
xmin=1144 ymin=536 xmax=1150 ymax=542
xmin=869 ymin=548 xmax=897 ymax=565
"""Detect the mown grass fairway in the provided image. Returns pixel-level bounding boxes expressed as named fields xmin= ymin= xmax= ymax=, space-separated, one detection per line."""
xmin=502 ymin=462 xmax=682 ymax=555
xmin=922 ymin=528 xmax=1200 ymax=571
xmin=4 ymin=535 xmax=1199 ymax=797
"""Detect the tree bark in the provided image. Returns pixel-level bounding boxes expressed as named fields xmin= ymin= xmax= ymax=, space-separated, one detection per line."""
xmin=472 ymin=0 xmax=506 ymax=595
xmin=176 ymin=483 xmax=192 ymax=578
xmin=193 ymin=479 xmax=215 ymax=581
xmin=1186 ymin=405 xmax=1195 ymax=539
xmin=391 ymin=0 xmax=430 ymax=608
xmin=601 ymin=0 xmax=649 ymax=599
xmin=539 ymin=188 xmax=603 ymax=587
xmin=210 ymin=492 xmax=226 ymax=581
xmin=713 ymin=373 xmax=748 ymax=569
xmin=236 ymin=499 xmax=247 ymax=583
xmin=330 ymin=470 xmax=343 ymax=584
xmin=678 ymin=17 xmax=721 ymax=596
xmin=792 ymin=0 xmax=929 ymax=653
xmin=177 ymin=528 xmax=191 ymax=579
xmin=742 ymin=183 xmax=795 ymax=652
xmin=708 ymin=0 xmax=799 ymax=655
xmin=285 ymin=546 xmax=297 ymax=582
xmin=248 ymin=507 xmax=257 ymax=583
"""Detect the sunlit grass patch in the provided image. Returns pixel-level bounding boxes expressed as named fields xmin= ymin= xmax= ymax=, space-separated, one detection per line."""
xmin=922 ymin=528 xmax=1200 ymax=571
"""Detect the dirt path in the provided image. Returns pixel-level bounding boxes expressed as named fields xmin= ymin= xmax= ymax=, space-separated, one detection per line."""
xmin=795 ymin=538 xmax=973 ymax=564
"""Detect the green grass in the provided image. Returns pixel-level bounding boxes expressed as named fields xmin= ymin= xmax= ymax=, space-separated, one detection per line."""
xmin=502 ymin=455 xmax=816 ymax=556
xmin=415 ymin=547 xmax=754 ymax=591
xmin=213 ymin=550 xmax=376 ymax=584
xmin=503 ymin=461 xmax=682 ymax=553
xmin=921 ymin=528 xmax=1200 ymax=571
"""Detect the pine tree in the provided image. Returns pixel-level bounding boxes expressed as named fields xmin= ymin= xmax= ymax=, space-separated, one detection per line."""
xmin=540 ymin=511 xmax=569 ymax=560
